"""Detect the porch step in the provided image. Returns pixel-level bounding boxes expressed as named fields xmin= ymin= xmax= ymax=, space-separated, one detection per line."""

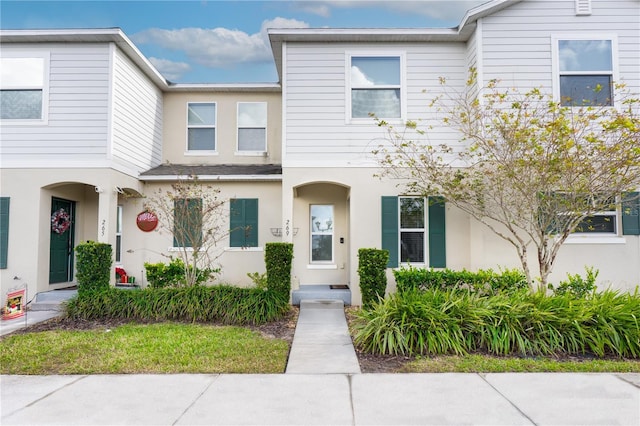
xmin=292 ymin=285 xmax=351 ymax=306
xmin=29 ymin=289 xmax=77 ymax=311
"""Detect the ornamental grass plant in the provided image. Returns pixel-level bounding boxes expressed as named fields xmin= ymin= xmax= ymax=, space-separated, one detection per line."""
xmin=66 ymin=285 xmax=289 ymax=325
xmin=351 ymin=288 xmax=640 ymax=358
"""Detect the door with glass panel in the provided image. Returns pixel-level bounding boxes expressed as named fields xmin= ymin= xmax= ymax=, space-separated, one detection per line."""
xmin=310 ymin=205 xmax=334 ymax=263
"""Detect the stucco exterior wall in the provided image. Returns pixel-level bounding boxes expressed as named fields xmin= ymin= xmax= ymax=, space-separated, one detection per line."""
xmin=123 ymin=180 xmax=282 ymax=287
xmin=162 ymin=91 xmax=282 ymax=166
xmin=0 ymin=168 xmax=143 ymax=298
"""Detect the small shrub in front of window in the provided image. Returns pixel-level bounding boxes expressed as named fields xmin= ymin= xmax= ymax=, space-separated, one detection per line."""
xmin=144 ymin=258 xmax=215 ymax=288
xmin=550 ymin=267 xmax=599 ymax=298
xmin=357 ymin=248 xmax=389 ymax=309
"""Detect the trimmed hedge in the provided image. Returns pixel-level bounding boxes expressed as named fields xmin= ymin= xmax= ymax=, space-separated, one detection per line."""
xmin=265 ymin=242 xmax=293 ymax=302
xmin=358 ymin=248 xmax=389 ymax=309
xmin=65 ymin=285 xmax=289 ymax=325
xmin=394 ymin=266 xmax=528 ymax=295
xmin=75 ymin=241 xmax=112 ymax=294
xmin=352 ymin=288 xmax=640 ymax=358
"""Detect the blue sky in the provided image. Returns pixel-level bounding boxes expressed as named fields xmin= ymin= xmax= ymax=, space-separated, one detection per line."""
xmin=1 ymin=1 xmax=486 ymax=83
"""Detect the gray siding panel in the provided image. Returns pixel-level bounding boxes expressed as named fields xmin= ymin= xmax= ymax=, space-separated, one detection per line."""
xmin=111 ymin=48 xmax=163 ymax=171
xmin=480 ymin=0 xmax=640 ymax=92
xmin=283 ymin=42 xmax=467 ymax=167
xmin=0 ymin=44 xmax=111 ymax=161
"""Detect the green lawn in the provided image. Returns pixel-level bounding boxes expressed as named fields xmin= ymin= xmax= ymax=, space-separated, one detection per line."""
xmin=0 ymin=322 xmax=289 ymax=374
xmin=401 ymin=354 xmax=640 ymax=373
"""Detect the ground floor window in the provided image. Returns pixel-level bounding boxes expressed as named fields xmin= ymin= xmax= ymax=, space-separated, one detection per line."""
xmin=381 ymin=196 xmax=446 ymax=268
xmin=115 ymin=205 xmax=123 ymax=263
xmin=311 ymin=204 xmax=333 ymax=262
xmin=400 ymin=197 xmax=425 ymax=263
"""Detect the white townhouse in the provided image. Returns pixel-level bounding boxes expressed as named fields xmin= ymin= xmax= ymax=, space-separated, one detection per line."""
xmin=1 ymin=0 xmax=639 ymax=306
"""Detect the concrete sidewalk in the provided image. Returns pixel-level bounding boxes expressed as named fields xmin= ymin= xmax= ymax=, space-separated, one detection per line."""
xmin=1 ymin=373 xmax=638 ymax=425
xmin=286 ymin=299 xmax=361 ymax=374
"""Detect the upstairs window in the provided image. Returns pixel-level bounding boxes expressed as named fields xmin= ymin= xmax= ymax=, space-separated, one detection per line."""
xmin=187 ymin=103 xmax=216 ymax=152
xmin=556 ymin=39 xmax=614 ymax=106
xmin=0 ymin=56 xmax=48 ymax=121
xmin=349 ymin=55 xmax=402 ymax=120
xmin=237 ymin=102 xmax=267 ymax=153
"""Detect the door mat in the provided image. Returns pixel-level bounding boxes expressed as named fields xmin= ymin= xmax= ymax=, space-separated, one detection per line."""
xmin=330 ymin=285 xmax=349 ymax=290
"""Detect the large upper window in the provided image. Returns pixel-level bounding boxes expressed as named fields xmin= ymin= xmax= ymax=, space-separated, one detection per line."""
xmin=556 ymin=39 xmax=614 ymax=106
xmin=237 ymin=102 xmax=267 ymax=153
xmin=187 ymin=103 xmax=216 ymax=152
xmin=0 ymin=56 xmax=47 ymax=121
xmin=350 ymin=56 xmax=401 ymax=119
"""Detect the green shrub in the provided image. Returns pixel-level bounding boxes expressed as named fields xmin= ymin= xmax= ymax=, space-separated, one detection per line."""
xmin=551 ymin=267 xmax=598 ymax=298
xmin=393 ymin=266 xmax=527 ymax=295
xmin=75 ymin=241 xmax=112 ymax=294
xmin=265 ymin=243 xmax=293 ymax=302
xmin=65 ymin=285 xmax=289 ymax=325
xmin=144 ymin=258 xmax=214 ymax=288
xmin=351 ymin=288 xmax=640 ymax=358
xmin=357 ymin=248 xmax=389 ymax=309
xmin=247 ymin=272 xmax=268 ymax=290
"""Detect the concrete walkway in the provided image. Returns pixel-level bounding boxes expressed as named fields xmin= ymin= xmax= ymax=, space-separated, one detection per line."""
xmin=1 ymin=373 xmax=638 ymax=425
xmin=285 ymin=299 xmax=361 ymax=374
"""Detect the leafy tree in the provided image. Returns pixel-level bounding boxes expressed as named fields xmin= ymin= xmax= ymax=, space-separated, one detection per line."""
xmin=144 ymin=172 xmax=228 ymax=286
xmin=374 ymin=70 xmax=640 ymax=289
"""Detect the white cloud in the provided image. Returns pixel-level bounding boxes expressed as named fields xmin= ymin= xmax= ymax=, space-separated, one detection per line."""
xmin=132 ymin=17 xmax=309 ymax=70
xmin=148 ymin=57 xmax=191 ymax=81
xmin=293 ymin=1 xmax=486 ymax=22
xmin=351 ymin=66 xmax=374 ymax=86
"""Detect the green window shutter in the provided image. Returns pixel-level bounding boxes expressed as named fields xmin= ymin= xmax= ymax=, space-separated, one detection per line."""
xmin=381 ymin=196 xmax=398 ymax=268
xmin=622 ymin=192 xmax=640 ymax=235
xmin=428 ymin=196 xmax=446 ymax=268
xmin=230 ymin=199 xmax=244 ymax=247
xmin=0 ymin=198 xmax=9 ymax=269
xmin=174 ymin=198 xmax=202 ymax=248
xmin=230 ymin=199 xmax=259 ymax=247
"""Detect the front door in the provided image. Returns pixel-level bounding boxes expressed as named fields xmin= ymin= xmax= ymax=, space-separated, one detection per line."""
xmin=49 ymin=197 xmax=75 ymax=284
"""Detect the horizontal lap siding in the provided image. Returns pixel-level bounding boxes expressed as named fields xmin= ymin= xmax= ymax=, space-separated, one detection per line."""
xmin=284 ymin=42 xmax=467 ymax=167
xmin=0 ymin=44 xmax=111 ymax=161
xmin=112 ymin=48 xmax=163 ymax=171
xmin=481 ymin=0 xmax=640 ymax=92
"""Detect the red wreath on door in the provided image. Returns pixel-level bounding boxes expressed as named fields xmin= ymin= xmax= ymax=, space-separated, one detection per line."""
xmin=51 ymin=208 xmax=71 ymax=234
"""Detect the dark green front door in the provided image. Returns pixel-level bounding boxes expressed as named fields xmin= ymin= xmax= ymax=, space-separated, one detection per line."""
xmin=49 ymin=197 xmax=75 ymax=284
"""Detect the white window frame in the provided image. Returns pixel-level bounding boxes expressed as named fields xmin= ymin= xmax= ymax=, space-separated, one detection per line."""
xmin=186 ymin=102 xmax=217 ymax=155
xmin=551 ymin=34 xmax=618 ymax=107
xmin=345 ymin=52 xmax=406 ymax=124
xmin=399 ymin=196 xmax=427 ymax=265
xmin=310 ymin=204 xmax=334 ymax=264
xmin=0 ymin=51 xmax=50 ymax=125
xmin=236 ymin=102 xmax=268 ymax=155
